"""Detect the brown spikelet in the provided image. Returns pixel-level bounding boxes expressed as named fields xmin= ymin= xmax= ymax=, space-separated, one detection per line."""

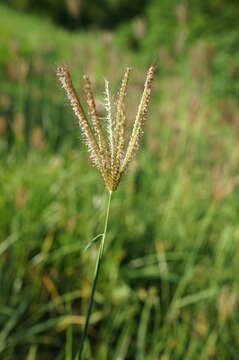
xmin=57 ymin=66 xmax=100 ymax=167
xmin=83 ymin=75 xmax=110 ymax=169
xmin=120 ymin=66 xmax=155 ymax=175
xmin=112 ymin=67 xmax=132 ymax=186
xmin=57 ymin=64 xmax=154 ymax=192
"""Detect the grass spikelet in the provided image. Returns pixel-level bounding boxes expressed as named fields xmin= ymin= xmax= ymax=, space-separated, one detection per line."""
xmin=103 ymin=79 xmax=114 ymax=173
xmin=83 ymin=75 xmax=110 ymax=168
xmin=120 ymin=66 xmax=155 ymax=174
xmin=112 ymin=67 xmax=132 ymax=186
xmin=56 ymin=65 xmax=101 ymax=169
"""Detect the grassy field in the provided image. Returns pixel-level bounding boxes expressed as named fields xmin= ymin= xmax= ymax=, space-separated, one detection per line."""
xmin=0 ymin=5 xmax=239 ymax=359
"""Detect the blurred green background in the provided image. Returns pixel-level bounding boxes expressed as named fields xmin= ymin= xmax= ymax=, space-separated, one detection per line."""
xmin=1 ymin=1 xmax=239 ymax=359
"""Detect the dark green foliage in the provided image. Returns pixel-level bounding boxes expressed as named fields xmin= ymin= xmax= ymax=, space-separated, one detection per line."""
xmin=1 ymin=0 xmax=148 ymax=29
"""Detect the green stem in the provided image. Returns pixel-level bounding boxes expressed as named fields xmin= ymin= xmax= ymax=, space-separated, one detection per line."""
xmin=79 ymin=191 xmax=112 ymax=359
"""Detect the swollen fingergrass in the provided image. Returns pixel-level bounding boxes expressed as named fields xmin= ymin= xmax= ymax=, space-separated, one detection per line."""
xmin=57 ymin=65 xmax=154 ymax=359
xmin=57 ymin=65 xmax=154 ymax=191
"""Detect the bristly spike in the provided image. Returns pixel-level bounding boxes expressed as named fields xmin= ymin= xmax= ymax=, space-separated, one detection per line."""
xmin=112 ymin=67 xmax=132 ymax=187
xmin=120 ymin=66 xmax=155 ymax=175
xmin=56 ymin=66 xmax=100 ymax=168
xmin=83 ymin=74 xmax=110 ymax=170
xmin=104 ymin=80 xmax=114 ymax=165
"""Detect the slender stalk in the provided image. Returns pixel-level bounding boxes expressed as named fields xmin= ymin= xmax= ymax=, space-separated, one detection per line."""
xmin=79 ymin=191 xmax=112 ymax=359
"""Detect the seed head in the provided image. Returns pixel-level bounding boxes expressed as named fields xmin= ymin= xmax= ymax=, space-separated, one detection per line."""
xmin=57 ymin=65 xmax=154 ymax=192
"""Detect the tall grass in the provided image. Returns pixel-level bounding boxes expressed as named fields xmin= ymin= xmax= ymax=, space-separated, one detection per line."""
xmin=0 ymin=4 xmax=239 ymax=360
xmin=56 ymin=64 xmax=154 ymax=358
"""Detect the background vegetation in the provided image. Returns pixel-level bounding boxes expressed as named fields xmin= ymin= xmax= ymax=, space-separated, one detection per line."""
xmin=0 ymin=1 xmax=239 ymax=359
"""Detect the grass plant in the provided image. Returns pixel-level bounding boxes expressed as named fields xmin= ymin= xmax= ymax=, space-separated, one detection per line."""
xmin=57 ymin=64 xmax=154 ymax=358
